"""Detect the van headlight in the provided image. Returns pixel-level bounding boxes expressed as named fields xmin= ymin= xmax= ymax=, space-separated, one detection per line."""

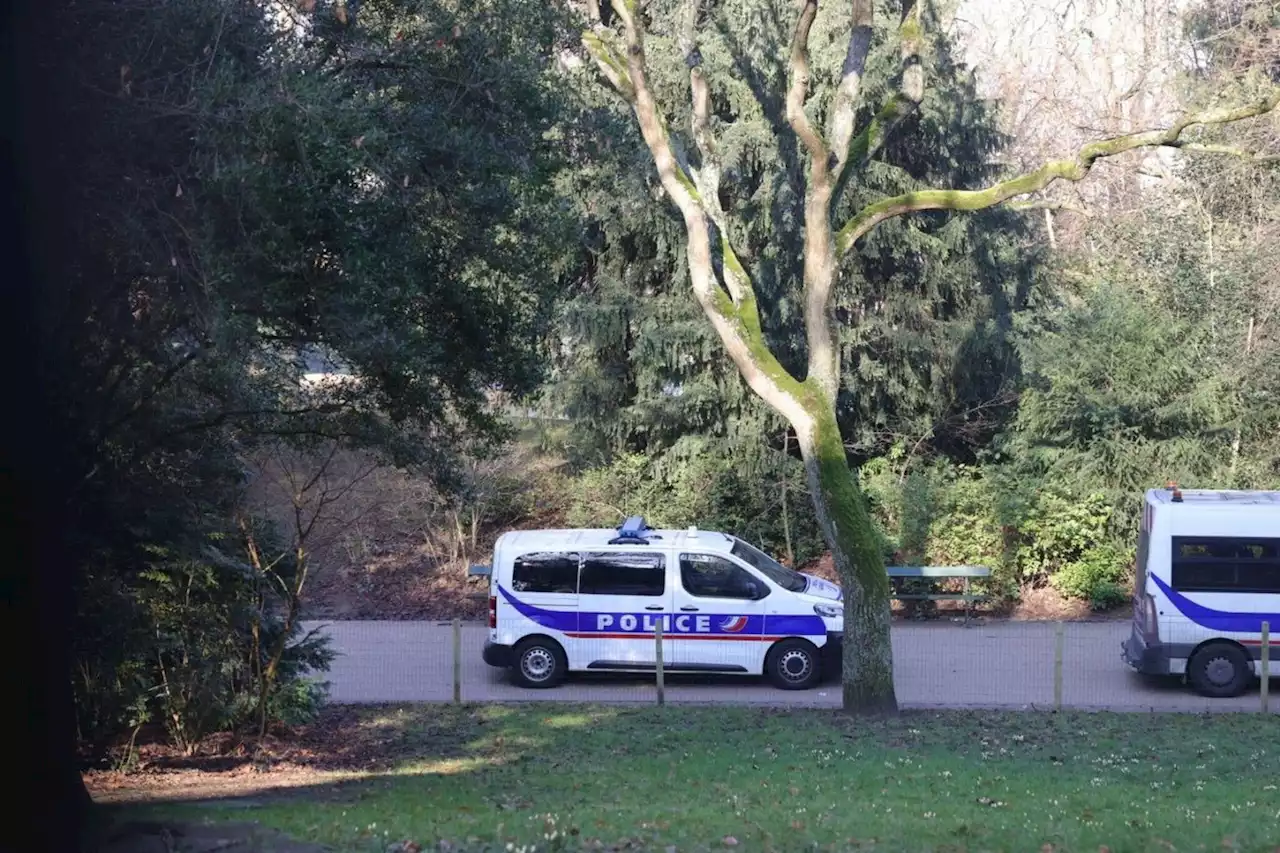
xmin=813 ymin=603 xmax=842 ymax=619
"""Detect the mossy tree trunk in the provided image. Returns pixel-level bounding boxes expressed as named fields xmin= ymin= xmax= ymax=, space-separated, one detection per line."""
xmin=581 ymin=0 xmax=1279 ymax=714
xmin=796 ymin=408 xmax=897 ymax=712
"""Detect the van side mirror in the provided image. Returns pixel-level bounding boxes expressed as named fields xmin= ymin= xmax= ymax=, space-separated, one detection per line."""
xmin=745 ymin=581 xmax=765 ymax=600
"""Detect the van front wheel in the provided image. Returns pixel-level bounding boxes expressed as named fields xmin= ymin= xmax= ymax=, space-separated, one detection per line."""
xmin=1187 ymin=642 xmax=1252 ymax=698
xmin=766 ymin=639 xmax=821 ymax=690
xmin=511 ymin=637 xmax=568 ymax=689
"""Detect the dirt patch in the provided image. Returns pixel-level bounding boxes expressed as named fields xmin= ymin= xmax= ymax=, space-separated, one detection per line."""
xmin=241 ymin=445 xmax=571 ymax=622
xmin=1008 ymin=585 xmax=1129 ymax=622
xmin=89 ymin=766 xmax=367 ymax=806
xmin=85 ymin=705 xmax=456 ymax=805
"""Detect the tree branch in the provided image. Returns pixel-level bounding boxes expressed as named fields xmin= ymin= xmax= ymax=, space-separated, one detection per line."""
xmin=835 ymin=91 xmax=1280 ymax=256
xmin=1161 ymin=141 xmax=1280 ymax=163
xmin=835 ymin=0 xmax=925 ymax=193
xmin=807 ymin=1 xmax=926 ymax=400
xmin=785 ymin=0 xmax=828 ymax=172
xmin=582 ymin=30 xmax=635 ymax=100
xmin=581 ymin=0 xmax=813 ymax=427
xmin=826 ymin=0 xmax=875 ymax=181
xmin=680 ymin=0 xmax=749 ymax=303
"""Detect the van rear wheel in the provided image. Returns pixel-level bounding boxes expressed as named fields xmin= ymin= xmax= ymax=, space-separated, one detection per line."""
xmin=511 ymin=637 xmax=568 ymax=689
xmin=766 ymin=639 xmax=821 ymax=690
xmin=1187 ymin=642 xmax=1251 ymax=698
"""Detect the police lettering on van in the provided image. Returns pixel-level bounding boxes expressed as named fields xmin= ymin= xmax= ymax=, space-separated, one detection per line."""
xmin=473 ymin=517 xmax=844 ymax=690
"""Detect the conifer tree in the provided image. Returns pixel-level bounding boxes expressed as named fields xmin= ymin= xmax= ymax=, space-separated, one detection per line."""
xmin=579 ymin=0 xmax=1280 ymax=712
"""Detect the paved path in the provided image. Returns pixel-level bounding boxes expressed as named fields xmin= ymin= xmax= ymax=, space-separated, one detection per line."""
xmin=301 ymin=620 xmax=1277 ymax=713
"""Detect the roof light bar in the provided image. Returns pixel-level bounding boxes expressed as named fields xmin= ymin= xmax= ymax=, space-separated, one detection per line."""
xmin=608 ymin=515 xmax=662 ymax=545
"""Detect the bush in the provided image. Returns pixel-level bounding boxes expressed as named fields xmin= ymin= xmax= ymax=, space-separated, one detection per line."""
xmin=859 ymin=454 xmax=1138 ymax=605
xmin=1050 ymin=543 xmax=1132 ymax=607
xmin=1015 ymin=491 xmax=1114 ymax=581
xmin=861 ymin=455 xmax=1014 ymax=599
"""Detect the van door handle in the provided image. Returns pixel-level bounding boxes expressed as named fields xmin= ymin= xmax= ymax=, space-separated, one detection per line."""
xmin=680 ymin=606 xmax=699 ymax=612
xmin=644 ymin=605 xmax=663 ymax=611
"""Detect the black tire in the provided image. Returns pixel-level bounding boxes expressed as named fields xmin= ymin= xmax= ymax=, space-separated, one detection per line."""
xmin=765 ymin=639 xmax=822 ymax=690
xmin=1187 ymin=642 xmax=1252 ymax=698
xmin=510 ymin=637 xmax=568 ymax=689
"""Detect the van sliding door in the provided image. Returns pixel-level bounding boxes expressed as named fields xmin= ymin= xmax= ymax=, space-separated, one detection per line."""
xmin=575 ymin=551 xmax=673 ymax=670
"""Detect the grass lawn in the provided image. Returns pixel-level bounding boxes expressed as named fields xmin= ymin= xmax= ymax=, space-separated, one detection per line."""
xmin=123 ymin=704 xmax=1279 ymax=852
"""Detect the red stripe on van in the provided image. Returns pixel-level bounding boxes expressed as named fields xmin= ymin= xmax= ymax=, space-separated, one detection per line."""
xmin=563 ymin=632 xmax=784 ymax=642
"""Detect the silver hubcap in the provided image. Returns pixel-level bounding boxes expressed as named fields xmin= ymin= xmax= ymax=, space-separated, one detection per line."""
xmin=1205 ymin=656 xmax=1236 ymax=686
xmin=778 ymin=649 xmax=812 ymax=682
xmin=521 ymin=647 xmax=555 ymax=682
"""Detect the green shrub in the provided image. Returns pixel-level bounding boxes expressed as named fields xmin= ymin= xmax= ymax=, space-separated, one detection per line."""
xmin=859 ymin=455 xmax=1141 ymax=605
xmin=1015 ymin=491 xmax=1113 ymax=580
xmin=1050 ymin=543 xmax=1132 ymax=606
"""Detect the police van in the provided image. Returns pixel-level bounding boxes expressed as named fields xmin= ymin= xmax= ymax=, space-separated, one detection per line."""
xmin=476 ymin=517 xmax=844 ymax=689
xmin=1122 ymin=486 xmax=1280 ymax=697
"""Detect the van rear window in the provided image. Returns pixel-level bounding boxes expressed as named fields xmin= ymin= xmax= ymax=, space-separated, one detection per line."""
xmin=1171 ymin=536 xmax=1280 ymax=594
xmin=512 ymin=552 xmax=580 ymax=594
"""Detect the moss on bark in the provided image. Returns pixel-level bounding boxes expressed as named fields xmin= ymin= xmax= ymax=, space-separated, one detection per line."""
xmin=800 ymin=407 xmax=897 ymax=714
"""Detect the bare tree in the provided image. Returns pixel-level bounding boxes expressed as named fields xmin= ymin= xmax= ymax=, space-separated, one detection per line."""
xmin=241 ymin=440 xmax=376 ymax=737
xmin=581 ymin=0 xmax=1279 ymax=713
xmin=951 ymin=0 xmax=1194 ymax=246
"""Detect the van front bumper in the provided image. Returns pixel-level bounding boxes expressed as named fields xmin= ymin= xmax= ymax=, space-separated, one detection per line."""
xmin=1121 ymin=625 xmax=1173 ymax=676
xmin=820 ymin=632 xmax=843 ymax=682
xmin=483 ymin=639 xmax=514 ymax=668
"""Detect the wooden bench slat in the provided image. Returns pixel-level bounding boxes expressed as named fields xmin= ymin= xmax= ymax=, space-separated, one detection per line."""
xmin=885 ymin=566 xmax=991 ymax=578
xmin=893 ymin=594 xmax=986 ymax=602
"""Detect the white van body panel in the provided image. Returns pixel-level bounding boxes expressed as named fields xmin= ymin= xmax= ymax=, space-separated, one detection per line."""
xmin=483 ymin=523 xmax=843 ymax=684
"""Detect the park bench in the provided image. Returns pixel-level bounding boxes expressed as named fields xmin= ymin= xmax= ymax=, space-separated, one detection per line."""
xmin=885 ymin=565 xmax=991 ymax=625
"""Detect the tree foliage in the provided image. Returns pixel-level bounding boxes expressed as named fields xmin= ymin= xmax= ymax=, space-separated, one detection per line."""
xmin=856 ymin=0 xmax=1280 ymax=608
xmin=548 ymin=0 xmax=1040 ymax=465
xmin=31 ymin=0 xmax=584 ymax=762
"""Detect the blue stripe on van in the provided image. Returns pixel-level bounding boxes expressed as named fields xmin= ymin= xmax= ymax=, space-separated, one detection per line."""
xmin=497 ymin=586 xmax=827 ymax=637
xmin=1150 ymin=573 xmax=1280 ymax=633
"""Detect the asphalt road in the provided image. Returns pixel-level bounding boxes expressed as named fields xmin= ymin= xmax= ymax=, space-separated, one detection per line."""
xmin=301 ymin=619 xmax=1278 ymax=713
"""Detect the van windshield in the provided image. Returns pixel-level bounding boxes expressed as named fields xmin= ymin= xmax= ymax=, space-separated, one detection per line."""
xmin=730 ymin=538 xmax=808 ymax=593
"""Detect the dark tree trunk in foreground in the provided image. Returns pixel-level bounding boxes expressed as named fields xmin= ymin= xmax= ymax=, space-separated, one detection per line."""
xmin=5 ymin=0 xmax=96 ymax=846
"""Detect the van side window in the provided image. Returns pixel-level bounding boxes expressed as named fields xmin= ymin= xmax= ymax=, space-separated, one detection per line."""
xmin=512 ymin=552 xmax=580 ymax=593
xmin=680 ymin=554 xmax=763 ymax=600
xmin=579 ymin=552 xmax=665 ymax=596
xmin=1172 ymin=536 xmax=1280 ymax=593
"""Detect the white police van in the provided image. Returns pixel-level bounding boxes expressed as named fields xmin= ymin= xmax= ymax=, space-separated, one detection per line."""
xmin=1123 ymin=486 xmax=1280 ymax=697
xmin=476 ymin=517 xmax=844 ymax=689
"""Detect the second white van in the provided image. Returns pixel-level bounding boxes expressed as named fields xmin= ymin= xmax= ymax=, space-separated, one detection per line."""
xmin=1122 ymin=486 xmax=1280 ymax=697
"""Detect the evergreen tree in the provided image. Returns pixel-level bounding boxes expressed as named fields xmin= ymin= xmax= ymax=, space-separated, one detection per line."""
xmin=573 ymin=0 xmax=1278 ymax=712
xmin=548 ymin=0 xmax=1041 ymax=469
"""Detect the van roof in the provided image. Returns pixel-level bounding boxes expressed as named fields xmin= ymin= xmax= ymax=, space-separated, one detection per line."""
xmin=497 ymin=526 xmax=740 ymax=555
xmin=1148 ymin=488 xmax=1280 ymax=506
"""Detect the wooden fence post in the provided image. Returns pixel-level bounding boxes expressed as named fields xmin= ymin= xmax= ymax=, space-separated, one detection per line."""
xmin=452 ymin=617 xmax=462 ymax=704
xmin=655 ymin=620 xmax=665 ymax=706
xmin=1053 ymin=621 xmax=1064 ymax=711
xmin=1262 ymin=621 xmax=1270 ymax=714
